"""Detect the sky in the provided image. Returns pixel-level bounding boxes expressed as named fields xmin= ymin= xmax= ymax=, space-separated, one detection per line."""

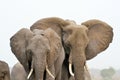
xmin=0 ymin=0 xmax=120 ymax=70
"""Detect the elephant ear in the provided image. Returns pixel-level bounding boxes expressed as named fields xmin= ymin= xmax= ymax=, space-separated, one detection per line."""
xmin=10 ymin=28 xmax=34 ymax=71
xmin=81 ymin=19 xmax=113 ymax=60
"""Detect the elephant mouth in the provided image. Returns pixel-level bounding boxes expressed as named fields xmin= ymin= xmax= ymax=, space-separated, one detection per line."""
xmin=69 ymin=63 xmax=91 ymax=78
xmin=27 ymin=66 xmax=55 ymax=79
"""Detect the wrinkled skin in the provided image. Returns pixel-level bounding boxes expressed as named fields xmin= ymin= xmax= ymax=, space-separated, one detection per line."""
xmin=63 ymin=20 xmax=113 ymax=80
xmin=11 ymin=62 xmax=27 ymax=80
xmin=0 ymin=60 xmax=10 ymax=80
xmin=10 ymin=28 xmax=65 ymax=80
xmin=30 ymin=17 xmax=113 ymax=80
xmin=10 ymin=17 xmax=113 ymax=80
xmin=62 ymin=24 xmax=89 ymax=80
xmin=62 ymin=64 xmax=91 ymax=80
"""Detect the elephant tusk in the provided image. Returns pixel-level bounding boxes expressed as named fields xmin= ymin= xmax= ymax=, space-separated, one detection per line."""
xmin=69 ymin=63 xmax=74 ymax=76
xmin=84 ymin=64 xmax=88 ymax=71
xmin=46 ymin=65 xmax=55 ymax=79
xmin=84 ymin=64 xmax=91 ymax=80
xmin=27 ymin=68 xmax=33 ymax=79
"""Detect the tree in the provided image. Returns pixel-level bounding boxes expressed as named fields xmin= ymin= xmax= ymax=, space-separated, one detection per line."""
xmin=100 ymin=67 xmax=116 ymax=80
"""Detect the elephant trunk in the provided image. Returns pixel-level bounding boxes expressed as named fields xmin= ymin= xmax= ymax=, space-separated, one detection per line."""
xmin=32 ymin=55 xmax=46 ymax=80
xmin=69 ymin=48 xmax=86 ymax=80
xmin=28 ymin=55 xmax=54 ymax=80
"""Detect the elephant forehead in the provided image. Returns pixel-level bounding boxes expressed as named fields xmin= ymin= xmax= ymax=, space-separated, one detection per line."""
xmin=72 ymin=26 xmax=87 ymax=35
xmin=43 ymin=28 xmax=61 ymax=41
xmin=28 ymin=35 xmax=50 ymax=50
xmin=75 ymin=26 xmax=88 ymax=35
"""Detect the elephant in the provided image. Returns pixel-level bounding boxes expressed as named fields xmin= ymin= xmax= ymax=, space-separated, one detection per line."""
xmin=0 ymin=60 xmax=10 ymax=80
xmin=10 ymin=28 xmax=65 ymax=80
xmin=11 ymin=62 xmax=27 ymax=80
xmin=29 ymin=17 xmax=113 ymax=80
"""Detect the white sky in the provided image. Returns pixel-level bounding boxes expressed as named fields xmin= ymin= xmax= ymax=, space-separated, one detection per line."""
xmin=0 ymin=0 xmax=120 ymax=69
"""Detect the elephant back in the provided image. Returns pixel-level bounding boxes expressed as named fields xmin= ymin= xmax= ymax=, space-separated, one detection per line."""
xmin=11 ymin=62 xmax=27 ymax=80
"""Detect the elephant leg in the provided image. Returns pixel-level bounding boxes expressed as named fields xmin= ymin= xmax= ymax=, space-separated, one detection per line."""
xmin=46 ymin=65 xmax=55 ymax=80
xmin=35 ymin=65 xmax=45 ymax=80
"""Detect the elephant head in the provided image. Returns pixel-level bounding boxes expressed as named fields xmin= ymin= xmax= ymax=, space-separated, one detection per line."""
xmin=62 ymin=19 xmax=113 ymax=80
xmin=62 ymin=24 xmax=89 ymax=80
xmin=10 ymin=28 xmax=65 ymax=80
xmin=10 ymin=28 xmax=49 ymax=79
xmin=0 ymin=60 xmax=10 ymax=80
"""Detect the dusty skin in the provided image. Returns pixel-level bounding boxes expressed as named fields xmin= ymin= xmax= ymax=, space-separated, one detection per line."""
xmin=10 ymin=17 xmax=113 ymax=80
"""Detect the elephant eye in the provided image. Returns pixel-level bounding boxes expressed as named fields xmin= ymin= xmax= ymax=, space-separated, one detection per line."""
xmin=26 ymin=49 xmax=33 ymax=58
xmin=2 ymin=71 xmax=7 ymax=75
xmin=47 ymin=49 xmax=50 ymax=54
xmin=26 ymin=49 xmax=31 ymax=54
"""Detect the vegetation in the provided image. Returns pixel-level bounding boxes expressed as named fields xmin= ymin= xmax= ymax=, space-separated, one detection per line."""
xmin=87 ymin=67 xmax=120 ymax=80
xmin=100 ymin=67 xmax=116 ymax=80
xmin=9 ymin=67 xmax=120 ymax=80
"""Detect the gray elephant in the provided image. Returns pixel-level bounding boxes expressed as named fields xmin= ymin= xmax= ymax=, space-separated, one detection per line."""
xmin=11 ymin=62 xmax=27 ymax=80
xmin=29 ymin=17 xmax=113 ymax=80
xmin=10 ymin=28 xmax=65 ymax=80
xmin=0 ymin=60 xmax=10 ymax=80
